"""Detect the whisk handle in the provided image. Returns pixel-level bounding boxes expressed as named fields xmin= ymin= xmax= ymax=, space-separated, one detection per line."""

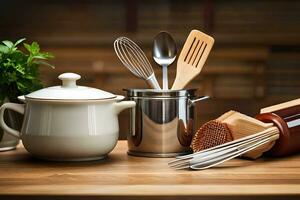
xmin=146 ymin=73 xmax=161 ymax=90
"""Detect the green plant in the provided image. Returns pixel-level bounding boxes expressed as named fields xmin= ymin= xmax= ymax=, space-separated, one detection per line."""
xmin=0 ymin=38 xmax=54 ymax=104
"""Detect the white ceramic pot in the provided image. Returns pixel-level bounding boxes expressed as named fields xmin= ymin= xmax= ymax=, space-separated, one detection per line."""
xmin=0 ymin=73 xmax=136 ymax=161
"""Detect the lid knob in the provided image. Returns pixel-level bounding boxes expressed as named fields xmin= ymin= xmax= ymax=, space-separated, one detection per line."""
xmin=58 ymin=73 xmax=81 ymax=88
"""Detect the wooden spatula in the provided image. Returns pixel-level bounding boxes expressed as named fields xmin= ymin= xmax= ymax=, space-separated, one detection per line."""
xmin=171 ymin=30 xmax=214 ymax=90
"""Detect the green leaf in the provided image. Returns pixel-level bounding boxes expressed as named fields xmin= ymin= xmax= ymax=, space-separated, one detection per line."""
xmin=0 ymin=45 xmax=9 ymax=53
xmin=30 ymin=42 xmax=40 ymax=55
xmin=23 ymin=74 xmax=35 ymax=80
xmin=2 ymin=40 xmax=13 ymax=48
xmin=32 ymin=55 xmax=48 ymax=60
xmin=32 ymin=53 xmax=54 ymax=60
xmin=14 ymin=38 xmax=26 ymax=47
xmin=23 ymin=43 xmax=31 ymax=53
xmin=24 ymin=42 xmax=41 ymax=56
xmin=15 ymin=64 xmax=25 ymax=75
xmin=34 ymin=60 xmax=55 ymax=68
xmin=16 ymin=81 xmax=26 ymax=91
xmin=41 ymin=52 xmax=54 ymax=58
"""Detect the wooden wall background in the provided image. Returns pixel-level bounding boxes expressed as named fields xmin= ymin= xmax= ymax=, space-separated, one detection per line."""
xmin=1 ymin=0 xmax=300 ymax=139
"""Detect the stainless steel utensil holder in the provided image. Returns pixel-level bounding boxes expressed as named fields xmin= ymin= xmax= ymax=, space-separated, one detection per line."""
xmin=124 ymin=89 xmax=208 ymax=157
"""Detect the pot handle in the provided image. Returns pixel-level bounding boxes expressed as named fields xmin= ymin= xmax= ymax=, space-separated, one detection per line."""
xmin=0 ymin=103 xmax=25 ymax=138
xmin=114 ymin=101 xmax=136 ymax=114
xmin=188 ymin=96 xmax=210 ymax=106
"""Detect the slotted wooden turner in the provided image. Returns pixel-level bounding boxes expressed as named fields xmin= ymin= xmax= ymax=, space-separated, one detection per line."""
xmin=171 ymin=30 xmax=214 ymax=90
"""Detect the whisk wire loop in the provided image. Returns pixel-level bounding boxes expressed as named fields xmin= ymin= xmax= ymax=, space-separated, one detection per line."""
xmin=114 ymin=37 xmax=161 ymax=89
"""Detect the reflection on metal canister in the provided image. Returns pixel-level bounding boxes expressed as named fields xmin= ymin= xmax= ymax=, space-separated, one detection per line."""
xmin=124 ymin=89 xmax=208 ymax=157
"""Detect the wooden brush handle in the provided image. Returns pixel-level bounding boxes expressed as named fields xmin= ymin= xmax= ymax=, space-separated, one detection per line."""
xmin=256 ymin=112 xmax=300 ymax=157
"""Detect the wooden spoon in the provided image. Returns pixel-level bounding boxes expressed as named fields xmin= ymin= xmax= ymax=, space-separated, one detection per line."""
xmin=171 ymin=30 xmax=214 ymax=90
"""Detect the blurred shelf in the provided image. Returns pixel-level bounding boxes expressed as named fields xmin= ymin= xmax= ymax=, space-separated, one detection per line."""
xmin=1 ymin=0 xmax=300 ymax=139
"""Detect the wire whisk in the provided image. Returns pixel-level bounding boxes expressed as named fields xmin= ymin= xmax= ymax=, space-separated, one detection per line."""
xmin=168 ymin=127 xmax=279 ymax=170
xmin=114 ymin=37 xmax=161 ymax=89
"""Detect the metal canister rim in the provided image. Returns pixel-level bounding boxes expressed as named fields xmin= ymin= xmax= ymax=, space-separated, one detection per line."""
xmin=123 ymin=88 xmax=197 ymax=98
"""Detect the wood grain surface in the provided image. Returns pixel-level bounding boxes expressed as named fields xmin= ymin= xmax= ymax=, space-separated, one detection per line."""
xmin=0 ymin=141 xmax=299 ymax=200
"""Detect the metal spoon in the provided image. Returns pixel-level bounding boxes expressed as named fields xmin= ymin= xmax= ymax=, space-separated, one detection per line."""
xmin=153 ymin=31 xmax=177 ymax=90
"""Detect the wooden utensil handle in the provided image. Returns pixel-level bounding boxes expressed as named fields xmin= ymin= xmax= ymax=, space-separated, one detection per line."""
xmin=171 ymin=76 xmax=189 ymax=90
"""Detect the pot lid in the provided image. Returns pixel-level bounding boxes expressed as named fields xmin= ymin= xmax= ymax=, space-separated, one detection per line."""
xmin=26 ymin=73 xmax=116 ymax=100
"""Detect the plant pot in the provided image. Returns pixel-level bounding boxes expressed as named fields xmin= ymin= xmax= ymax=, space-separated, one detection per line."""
xmin=0 ymin=108 xmax=22 ymax=151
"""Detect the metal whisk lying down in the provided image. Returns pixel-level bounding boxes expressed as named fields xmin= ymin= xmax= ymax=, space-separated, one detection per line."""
xmin=114 ymin=37 xmax=161 ymax=90
xmin=168 ymin=127 xmax=280 ymax=170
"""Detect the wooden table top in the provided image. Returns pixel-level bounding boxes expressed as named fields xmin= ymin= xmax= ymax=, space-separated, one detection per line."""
xmin=0 ymin=141 xmax=300 ymax=200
